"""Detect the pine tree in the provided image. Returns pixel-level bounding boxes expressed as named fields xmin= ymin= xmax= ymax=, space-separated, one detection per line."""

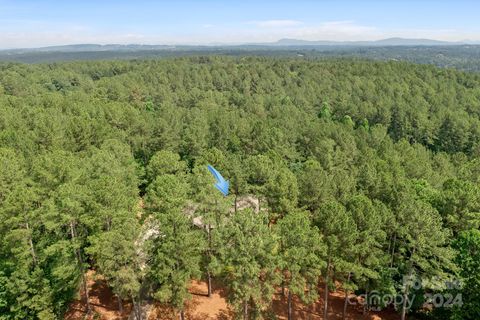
xmin=313 ymin=201 xmax=357 ymax=320
xmin=437 ymin=179 xmax=480 ymax=234
xmin=343 ymin=195 xmax=389 ymax=318
xmin=146 ymin=150 xmax=187 ymax=184
xmin=87 ymin=212 xmax=141 ymax=314
xmin=395 ymin=194 xmax=455 ymax=320
xmin=276 ymin=210 xmax=326 ymax=320
xmin=212 ymin=209 xmax=279 ymax=319
xmin=145 ymin=171 xmax=205 ymax=320
xmin=147 ymin=208 xmax=205 ymax=320
xmin=265 ymin=166 xmax=299 ymax=219
xmin=450 ymin=229 xmax=480 ymax=320
xmin=189 ymin=162 xmax=231 ymax=297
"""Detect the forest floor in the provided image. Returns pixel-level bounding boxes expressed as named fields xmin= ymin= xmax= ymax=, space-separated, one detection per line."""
xmin=64 ymin=270 xmax=401 ymax=320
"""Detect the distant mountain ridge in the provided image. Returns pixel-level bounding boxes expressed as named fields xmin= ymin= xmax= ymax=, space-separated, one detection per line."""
xmin=1 ymin=37 xmax=475 ymax=53
xmin=271 ymin=37 xmax=461 ymax=46
xmin=1 ymin=44 xmax=176 ymax=53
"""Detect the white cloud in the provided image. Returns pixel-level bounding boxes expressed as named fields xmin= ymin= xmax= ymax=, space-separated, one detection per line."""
xmin=287 ymin=20 xmax=381 ymax=41
xmin=250 ymin=19 xmax=303 ymax=28
xmin=1 ymin=19 xmax=480 ymax=48
xmin=0 ymin=31 xmax=153 ymax=49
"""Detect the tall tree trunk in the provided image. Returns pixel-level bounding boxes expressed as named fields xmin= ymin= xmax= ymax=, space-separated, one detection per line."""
xmin=234 ymin=193 xmax=238 ymax=213
xmin=207 ymin=224 xmax=212 ymax=297
xmin=401 ymin=251 xmax=415 ymax=320
xmin=117 ymin=296 xmax=123 ymax=312
xmin=288 ymin=289 xmax=293 ymax=320
xmin=332 ymin=267 xmax=337 ymax=286
xmin=342 ymin=272 xmax=351 ymax=320
xmin=243 ymin=300 xmax=248 ymax=320
xmin=207 ymin=271 xmax=212 ymax=297
xmin=323 ymin=257 xmax=331 ymax=320
xmin=179 ymin=309 xmax=185 ymax=320
xmin=390 ymin=233 xmax=397 ymax=268
xmin=214 ymin=199 xmax=221 ymax=226
xmin=387 ymin=236 xmax=391 ymax=254
xmin=80 ymin=252 xmax=90 ymax=314
xmin=106 ymin=217 xmax=112 ymax=231
xmin=400 ymin=285 xmax=409 ymax=320
xmin=25 ymin=222 xmax=37 ymax=265
xmin=132 ymin=298 xmax=143 ymax=320
xmin=363 ymin=282 xmax=369 ymax=315
xmin=281 ymin=280 xmax=286 ymax=297
xmin=307 ymin=284 xmax=313 ymax=320
xmin=70 ymin=221 xmax=91 ymax=314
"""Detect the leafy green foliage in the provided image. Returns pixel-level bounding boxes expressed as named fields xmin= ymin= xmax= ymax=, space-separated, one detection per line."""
xmin=212 ymin=209 xmax=279 ymax=317
xmin=276 ymin=210 xmax=326 ymax=304
xmin=450 ymin=230 xmax=480 ymax=320
xmin=147 ymin=208 xmax=205 ymax=313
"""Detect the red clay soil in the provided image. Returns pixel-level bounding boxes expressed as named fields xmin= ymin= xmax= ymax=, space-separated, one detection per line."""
xmin=64 ymin=270 xmax=132 ymax=320
xmin=271 ymin=286 xmax=400 ymax=320
xmin=65 ymin=271 xmax=400 ymax=320
xmin=148 ymin=280 xmax=233 ymax=320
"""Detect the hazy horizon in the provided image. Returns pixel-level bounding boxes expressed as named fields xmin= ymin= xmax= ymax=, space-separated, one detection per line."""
xmin=1 ymin=0 xmax=480 ymax=49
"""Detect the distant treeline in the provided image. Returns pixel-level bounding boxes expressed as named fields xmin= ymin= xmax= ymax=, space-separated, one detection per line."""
xmin=2 ymin=45 xmax=480 ymax=72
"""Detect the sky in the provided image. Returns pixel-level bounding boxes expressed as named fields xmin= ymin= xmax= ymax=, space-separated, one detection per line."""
xmin=1 ymin=0 xmax=480 ymax=49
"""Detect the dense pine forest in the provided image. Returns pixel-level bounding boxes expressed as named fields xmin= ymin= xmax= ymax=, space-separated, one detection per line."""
xmin=0 ymin=44 xmax=480 ymax=72
xmin=3 ymin=45 xmax=480 ymax=73
xmin=0 ymin=57 xmax=479 ymax=320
